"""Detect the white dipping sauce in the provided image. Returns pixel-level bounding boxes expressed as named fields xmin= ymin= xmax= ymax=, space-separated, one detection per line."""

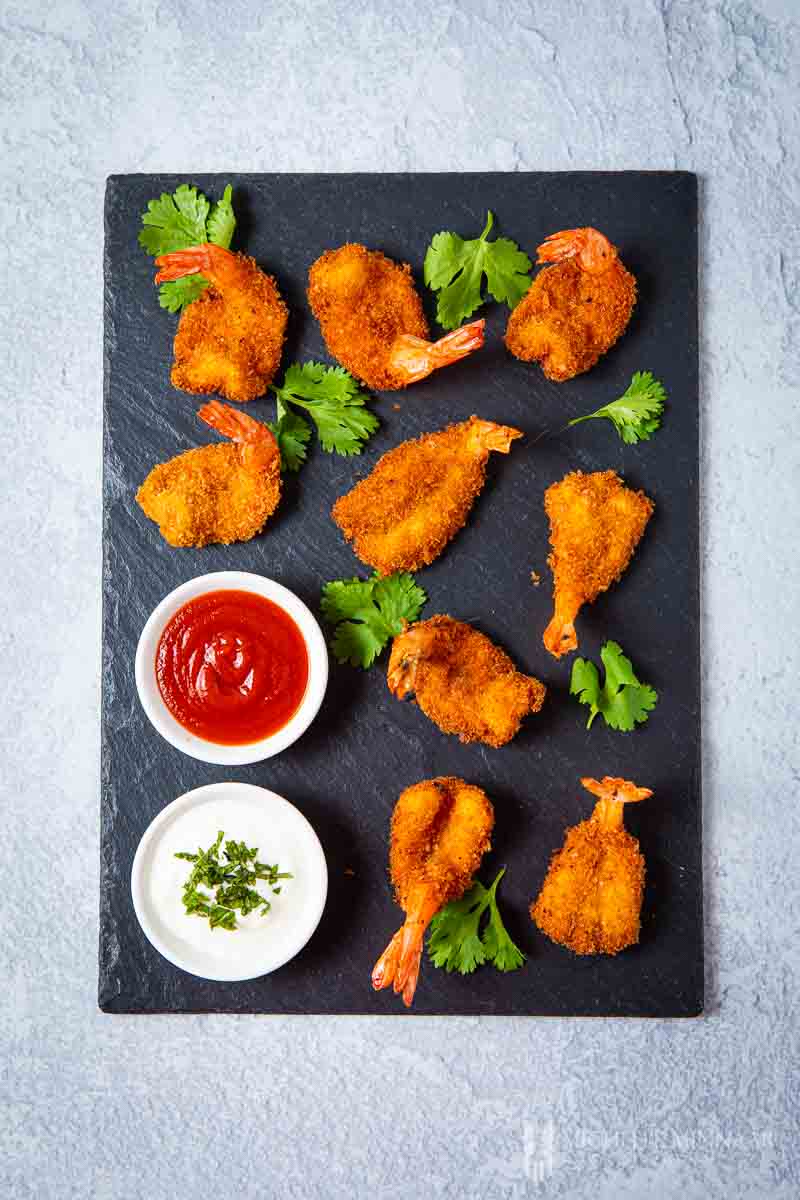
xmin=131 ymin=783 xmax=328 ymax=981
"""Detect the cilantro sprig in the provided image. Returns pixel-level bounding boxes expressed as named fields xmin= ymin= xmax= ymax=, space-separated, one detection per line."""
xmin=269 ymin=362 xmax=380 ymax=470
xmin=320 ymin=572 xmax=426 ymax=668
xmin=568 ymin=372 xmax=666 ymax=445
xmin=175 ymin=830 xmax=291 ymax=931
xmin=570 ymin=640 xmax=658 ymax=731
xmin=138 ymin=182 xmax=236 ymax=312
xmin=424 ymin=210 xmax=532 ymax=330
xmin=428 ymin=869 xmax=525 ymax=975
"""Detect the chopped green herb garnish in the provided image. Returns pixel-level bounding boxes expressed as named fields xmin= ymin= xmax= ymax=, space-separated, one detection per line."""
xmin=175 ymin=830 xmax=291 ymax=931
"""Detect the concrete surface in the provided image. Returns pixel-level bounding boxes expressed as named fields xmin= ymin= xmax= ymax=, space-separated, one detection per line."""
xmin=1 ymin=1 xmax=798 ymax=1197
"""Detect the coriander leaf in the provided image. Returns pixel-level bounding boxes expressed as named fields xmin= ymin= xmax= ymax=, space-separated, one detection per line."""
xmin=570 ymin=640 xmax=658 ymax=732
xmin=138 ymin=184 xmax=210 ymax=256
xmin=568 ymin=371 xmax=666 ymax=444
xmin=424 ymin=210 xmax=532 ymax=330
xmin=174 ymin=830 xmax=291 ymax=931
xmin=268 ymin=396 xmax=312 ymax=472
xmin=158 ymin=274 xmax=209 ymax=313
xmin=271 ymin=362 xmax=379 ymax=457
xmin=320 ymin=572 xmax=427 ymax=669
xmin=428 ymin=869 xmax=525 ymax=975
xmin=206 ymin=184 xmax=236 ymax=249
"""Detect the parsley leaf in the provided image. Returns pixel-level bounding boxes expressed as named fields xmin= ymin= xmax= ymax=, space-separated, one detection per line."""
xmin=568 ymin=372 xmax=666 ymax=444
xmin=270 ymin=362 xmax=379 ymax=460
xmin=320 ymin=572 xmax=426 ymax=668
xmin=175 ymin=830 xmax=291 ymax=931
xmin=428 ymin=869 xmax=525 ymax=975
xmin=268 ymin=396 xmax=312 ymax=472
xmin=570 ymin=640 xmax=658 ymax=731
xmin=138 ymin=182 xmax=236 ymax=312
xmin=424 ymin=210 xmax=532 ymax=330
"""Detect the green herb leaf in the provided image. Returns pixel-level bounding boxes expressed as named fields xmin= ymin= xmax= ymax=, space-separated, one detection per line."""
xmin=428 ymin=868 xmax=525 ymax=975
xmin=174 ymin=830 xmax=291 ymax=931
xmin=139 ymin=182 xmax=237 ymax=312
xmin=424 ymin=210 xmax=532 ymax=330
xmin=570 ymin=640 xmax=658 ymax=731
xmin=271 ymin=362 xmax=379 ymax=459
xmin=268 ymin=396 xmax=313 ymax=472
xmin=568 ymin=371 xmax=666 ymax=444
xmin=320 ymin=572 xmax=427 ymax=669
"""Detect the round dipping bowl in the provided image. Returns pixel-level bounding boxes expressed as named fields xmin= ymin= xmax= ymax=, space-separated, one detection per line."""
xmin=135 ymin=571 xmax=328 ymax=766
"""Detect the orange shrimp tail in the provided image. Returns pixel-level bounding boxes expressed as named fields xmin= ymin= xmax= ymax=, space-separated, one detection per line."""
xmin=536 ymin=227 xmax=615 ymax=275
xmin=543 ymin=614 xmax=578 ymax=658
xmin=371 ymin=929 xmax=404 ymax=992
xmin=388 ymin=318 xmax=485 ymax=384
xmin=198 ymin=401 xmax=277 ymax=470
xmin=468 ymin=418 xmax=523 ymax=455
xmin=582 ymin=776 xmax=653 ymax=828
xmin=154 ymin=243 xmax=234 ymax=283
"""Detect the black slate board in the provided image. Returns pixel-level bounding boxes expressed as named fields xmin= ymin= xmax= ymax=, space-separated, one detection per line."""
xmin=101 ymin=172 xmax=701 ymax=1016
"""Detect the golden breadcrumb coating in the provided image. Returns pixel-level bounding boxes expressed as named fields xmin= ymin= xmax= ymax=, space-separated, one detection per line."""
xmin=388 ymin=615 xmax=546 ymax=747
xmin=543 ymin=469 xmax=654 ymax=658
xmin=505 ymin=227 xmax=636 ymax=381
xmin=332 ymin=416 xmax=521 ymax=576
xmin=531 ymin=777 xmax=651 ymax=955
xmin=372 ymin=777 xmax=494 ymax=1006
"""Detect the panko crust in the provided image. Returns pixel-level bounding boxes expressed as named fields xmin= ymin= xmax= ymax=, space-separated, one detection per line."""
xmin=136 ymin=443 xmax=281 ymax=548
xmin=388 ymin=615 xmax=546 ymax=748
xmin=390 ymin=777 xmax=494 ymax=913
xmin=531 ymin=820 xmax=645 ymax=955
xmin=171 ymin=254 xmax=288 ymax=401
xmin=505 ymin=256 xmax=636 ymax=381
xmin=308 ymin=243 xmax=429 ymax=390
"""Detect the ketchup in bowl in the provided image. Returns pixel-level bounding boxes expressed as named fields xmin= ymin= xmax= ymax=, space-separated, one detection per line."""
xmin=155 ymin=589 xmax=309 ymax=745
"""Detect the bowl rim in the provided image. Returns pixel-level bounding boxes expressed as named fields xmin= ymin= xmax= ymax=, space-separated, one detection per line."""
xmin=134 ymin=570 xmax=329 ymax=766
xmin=130 ymin=781 xmax=328 ymax=981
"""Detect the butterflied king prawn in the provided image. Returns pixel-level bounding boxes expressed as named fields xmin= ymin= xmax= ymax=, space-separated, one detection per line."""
xmin=308 ymin=242 xmax=484 ymax=390
xmin=388 ymin=615 xmax=546 ymax=747
xmin=506 ymin=227 xmax=636 ymax=381
xmin=136 ymin=401 xmax=281 ymax=548
xmin=543 ymin=469 xmax=654 ymax=658
xmin=531 ymin=777 xmax=652 ymax=955
xmin=373 ymin=777 xmax=494 ymax=1006
xmin=332 ymin=416 xmax=522 ymax=576
xmin=154 ymin=243 xmax=288 ymax=401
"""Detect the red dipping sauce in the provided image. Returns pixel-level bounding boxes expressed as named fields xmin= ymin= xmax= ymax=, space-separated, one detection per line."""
xmin=155 ymin=589 xmax=309 ymax=745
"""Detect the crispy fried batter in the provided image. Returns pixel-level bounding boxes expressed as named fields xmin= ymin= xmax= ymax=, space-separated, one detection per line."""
xmin=505 ymin=227 xmax=636 ymax=381
xmin=308 ymin=243 xmax=484 ymax=390
xmin=388 ymin=615 xmax=546 ymax=747
xmin=543 ymin=469 xmax=654 ymax=658
xmin=136 ymin=402 xmax=281 ymax=548
xmin=372 ymin=777 xmax=494 ymax=1006
xmin=531 ymin=777 xmax=651 ymax=955
xmin=332 ymin=416 xmax=522 ymax=575
xmin=155 ymin=244 xmax=288 ymax=402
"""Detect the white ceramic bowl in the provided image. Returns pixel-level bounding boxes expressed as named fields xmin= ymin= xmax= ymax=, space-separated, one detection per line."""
xmin=135 ymin=571 xmax=328 ymax=766
xmin=131 ymin=782 xmax=328 ymax=981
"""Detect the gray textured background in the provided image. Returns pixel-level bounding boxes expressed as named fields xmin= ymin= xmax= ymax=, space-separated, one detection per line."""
xmin=1 ymin=1 xmax=798 ymax=1197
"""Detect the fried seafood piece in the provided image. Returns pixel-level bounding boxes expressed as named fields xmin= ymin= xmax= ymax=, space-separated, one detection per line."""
xmin=531 ymin=776 xmax=652 ymax=955
xmin=543 ymin=470 xmax=654 ymax=658
xmin=307 ymin=242 xmax=485 ymax=390
xmin=332 ymin=416 xmax=522 ymax=575
xmin=372 ymin=777 xmax=494 ymax=1006
xmin=154 ymin=243 xmax=288 ymax=401
xmin=505 ymin=227 xmax=636 ymax=381
xmin=136 ymin=401 xmax=281 ymax=547
xmin=388 ymin=615 xmax=546 ymax=747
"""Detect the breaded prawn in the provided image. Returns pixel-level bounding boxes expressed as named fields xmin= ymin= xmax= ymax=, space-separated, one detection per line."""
xmin=308 ymin=242 xmax=484 ymax=390
xmin=372 ymin=777 xmax=494 ymax=1006
xmin=332 ymin=416 xmax=522 ymax=576
xmin=136 ymin=401 xmax=281 ymax=547
xmin=543 ymin=469 xmax=654 ymax=658
xmin=531 ymin=776 xmax=652 ymax=955
xmin=506 ymin=227 xmax=636 ymax=381
xmin=154 ymin=243 xmax=288 ymax=401
xmin=388 ymin=615 xmax=546 ymax=747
